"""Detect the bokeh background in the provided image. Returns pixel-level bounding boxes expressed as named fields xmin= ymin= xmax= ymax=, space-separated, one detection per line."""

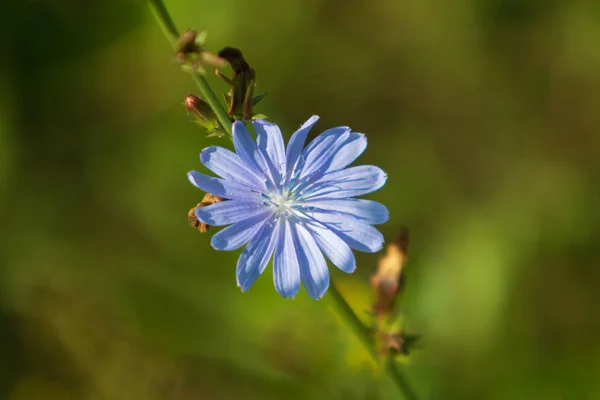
xmin=1 ymin=0 xmax=600 ymax=399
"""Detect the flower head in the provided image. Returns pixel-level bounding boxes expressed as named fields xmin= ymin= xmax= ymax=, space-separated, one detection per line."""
xmin=188 ymin=116 xmax=388 ymax=299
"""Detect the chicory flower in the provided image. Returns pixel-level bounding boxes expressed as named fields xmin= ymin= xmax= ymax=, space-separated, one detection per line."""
xmin=188 ymin=116 xmax=388 ymax=299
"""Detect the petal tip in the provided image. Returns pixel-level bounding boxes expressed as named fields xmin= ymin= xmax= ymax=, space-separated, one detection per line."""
xmin=343 ymin=258 xmax=357 ymax=273
xmin=187 ymin=170 xmax=198 ymax=186
xmin=237 ymin=279 xmax=251 ymax=292
xmin=310 ymin=283 xmax=330 ymax=300
xmin=252 ymin=118 xmax=275 ymax=127
xmin=373 ymin=241 xmax=384 ymax=253
xmin=302 ymin=115 xmax=320 ymax=128
xmin=380 ymin=212 xmax=390 ymax=225
xmin=278 ymin=288 xmax=299 ymax=299
xmin=199 ymin=146 xmax=217 ymax=164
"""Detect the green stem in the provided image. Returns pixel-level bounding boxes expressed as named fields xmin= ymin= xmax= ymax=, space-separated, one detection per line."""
xmin=328 ymin=281 xmax=419 ymax=400
xmin=385 ymin=358 xmax=420 ymax=400
xmin=147 ymin=0 xmax=179 ymax=46
xmin=328 ymin=281 xmax=374 ymax=355
xmin=147 ymin=0 xmax=233 ymax=138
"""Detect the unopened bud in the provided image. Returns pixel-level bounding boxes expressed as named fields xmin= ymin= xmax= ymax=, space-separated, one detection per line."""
xmin=183 ymin=95 xmax=225 ymax=136
xmin=188 ymin=193 xmax=225 ymax=232
xmin=184 ymin=95 xmax=214 ymax=121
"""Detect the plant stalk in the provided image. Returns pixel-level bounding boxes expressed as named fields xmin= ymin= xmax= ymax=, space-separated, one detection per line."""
xmin=328 ymin=281 xmax=419 ymax=400
xmin=147 ymin=0 xmax=233 ymax=138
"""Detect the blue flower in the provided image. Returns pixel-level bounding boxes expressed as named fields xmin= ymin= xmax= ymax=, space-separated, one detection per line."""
xmin=188 ymin=116 xmax=388 ymax=299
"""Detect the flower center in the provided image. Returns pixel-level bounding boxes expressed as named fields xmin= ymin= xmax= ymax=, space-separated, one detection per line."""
xmin=273 ymin=193 xmax=292 ymax=213
xmin=262 ymin=189 xmax=301 ymax=220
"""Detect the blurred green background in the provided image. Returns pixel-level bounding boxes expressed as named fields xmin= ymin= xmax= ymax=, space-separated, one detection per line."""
xmin=1 ymin=0 xmax=600 ymax=399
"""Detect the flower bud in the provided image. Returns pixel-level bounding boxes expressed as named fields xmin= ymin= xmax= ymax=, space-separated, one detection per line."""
xmin=176 ymin=30 xmax=201 ymax=57
xmin=184 ymin=95 xmax=214 ymax=121
xmin=183 ymin=95 xmax=225 ymax=137
xmin=175 ymin=30 xmax=227 ymax=72
xmin=376 ymin=330 xmax=420 ymax=356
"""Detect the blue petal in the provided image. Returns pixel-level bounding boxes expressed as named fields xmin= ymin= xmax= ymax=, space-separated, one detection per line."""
xmin=325 ymin=132 xmax=367 ymax=172
xmin=304 ymin=165 xmax=387 ymax=200
xmin=233 ymin=121 xmax=272 ymax=183
xmin=294 ymin=224 xmax=330 ymax=299
xmin=306 ymin=211 xmax=384 ymax=253
xmin=195 ymin=200 xmax=265 ymax=226
xmin=303 ymin=199 xmax=389 ymax=225
xmin=211 ymin=209 xmax=274 ymax=250
xmin=273 ymin=219 xmax=301 ymax=298
xmin=298 ymin=128 xmax=351 ymax=180
xmin=285 ymin=115 xmax=319 ymax=180
xmin=254 ymin=119 xmax=286 ymax=185
xmin=187 ymin=170 xmax=260 ymax=200
xmin=306 ymin=221 xmax=356 ymax=273
xmin=301 ymin=126 xmax=348 ymax=155
xmin=200 ymin=146 xmax=267 ymax=192
xmin=236 ymin=216 xmax=279 ymax=291
xmin=295 ymin=129 xmax=366 ymax=180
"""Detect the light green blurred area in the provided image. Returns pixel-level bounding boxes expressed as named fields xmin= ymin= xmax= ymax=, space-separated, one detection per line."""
xmin=1 ymin=0 xmax=599 ymax=399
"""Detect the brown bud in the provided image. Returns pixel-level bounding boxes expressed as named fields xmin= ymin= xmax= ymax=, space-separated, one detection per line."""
xmin=217 ymin=47 xmax=253 ymax=77
xmin=370 ymin=227 xmax=410 ymax=317
xmin=216 ymin=47 xmax=256 ymax=121
xmin=376 ymin=330 xmax=420 ymax=356
xmin=188 ymin=193 xmax=225 ymax=233
xmin=378 ymin=330 xmax=405 ymax=355
xmin=199 ymin=51 xmax=228 ymax=69
xmin=176 ymin=30 xmax=201 ymax=57
xmin=175 ymin=30 xmax=227 ymax=72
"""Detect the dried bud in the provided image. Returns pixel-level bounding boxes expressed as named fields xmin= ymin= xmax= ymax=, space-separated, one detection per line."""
xmin=199 ymin=51 xmax=228 ymax=69
xmin=175 ymin=30 xmax=227 ymax=72
xmin=216 ymin=47 xmax=263 ymax=121
xmin=370 ymin=226 xmax=410 ymax=317
xmin=218 ymin=47 xmax=252 ymax=77
xmin=176 ymin=30 xmax=201 ymax=57
xmin=188 ymin=193 xmax=225 ymax=232
xmin=376 ymin=330 xmax=420 ymax=356
xmin=379 ymin=330 xmax=405 ymax=355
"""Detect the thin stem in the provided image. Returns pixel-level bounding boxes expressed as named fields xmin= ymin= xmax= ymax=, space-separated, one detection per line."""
xmin=147 ymin=0 xmax=233 ymax=138
xmin=385 ymin=358 xmax=420 ymax=400
xmin=328 ymin=280 xmax=374 ymax=356
xmin=190 ymin=72 xmax=233 ymax=139
xmin=147 ymin=0 xmax=179 ymax=46
xmin=328 ymin=281 xmax=419 ymax=400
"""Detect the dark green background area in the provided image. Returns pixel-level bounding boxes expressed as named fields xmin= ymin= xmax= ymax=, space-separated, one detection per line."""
xmin=1 ymin=0 xmax=599 ymax=399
